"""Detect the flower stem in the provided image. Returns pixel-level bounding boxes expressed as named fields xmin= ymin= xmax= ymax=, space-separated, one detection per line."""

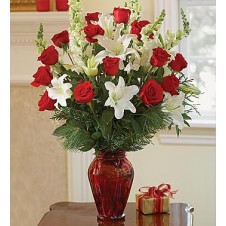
xmin=68 ymin=53 xmax=75 ymax=64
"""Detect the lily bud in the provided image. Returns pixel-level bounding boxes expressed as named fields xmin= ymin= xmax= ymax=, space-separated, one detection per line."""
xmin=179 ymin=83 xmax=201 ymax=95
xmin=82 ymin=56 xmax=99 ymax=77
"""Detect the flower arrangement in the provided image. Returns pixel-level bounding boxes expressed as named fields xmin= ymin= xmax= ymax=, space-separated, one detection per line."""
xmin=32 ymin=0 xmax=200 ymax=153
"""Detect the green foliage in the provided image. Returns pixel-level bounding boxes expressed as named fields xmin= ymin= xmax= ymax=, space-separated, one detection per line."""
xmin=153 ymin=67 xmax=164 ymax=83
xmin=51 ymin=102 xmax=171 ymax=153
xmin=35 ymin=23 xmax=47 ymax=54
xmin=125 ymin=0 xmax=142 ymax=20
xmin=181 ymin=8 xmax=191 ymax=37
xmin=34 ymin=3 xmax=200 ymax=154
xmin=142 ymin=9 xmax=166 ymax=36
xmin=53 ymin=120 xmax=95 ymax=152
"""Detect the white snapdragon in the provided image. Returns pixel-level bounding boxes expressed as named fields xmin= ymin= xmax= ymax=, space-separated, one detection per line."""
xmin=68 ymin=0 xmax=86 ymax=61
xmin=47 ymin=74 xmax=73 ymax=109
xmin=126 ymin=0 xmax=142 ymax=21
xmin=105 ymin=76 xmax=139 ymax=119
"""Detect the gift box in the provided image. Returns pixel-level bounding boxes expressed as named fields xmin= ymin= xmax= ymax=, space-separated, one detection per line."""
xmin=136 ymin=184 xmax=177 ymax=214
xmin=136 ymin=211 xmax=169 ymax=226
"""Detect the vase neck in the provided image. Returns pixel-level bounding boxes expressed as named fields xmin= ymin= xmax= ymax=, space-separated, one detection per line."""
xmin=96 ymin=151 xmax=126 ymax=160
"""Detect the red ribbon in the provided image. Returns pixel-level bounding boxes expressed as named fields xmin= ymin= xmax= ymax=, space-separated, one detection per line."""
xmin=138 ymin=183 xmax=177 ymax=213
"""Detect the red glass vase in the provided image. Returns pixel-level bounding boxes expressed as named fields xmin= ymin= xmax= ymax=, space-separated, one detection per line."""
xmin=88 ymin=151 xmax=134 ymax=221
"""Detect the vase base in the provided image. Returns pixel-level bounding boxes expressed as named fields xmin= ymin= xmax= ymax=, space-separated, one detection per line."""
xmin=97 ymin=213 xmax=125 ymax=221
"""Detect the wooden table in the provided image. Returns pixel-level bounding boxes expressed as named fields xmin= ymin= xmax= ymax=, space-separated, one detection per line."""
xmin=38 ymin=202 xmax=194 ymax=226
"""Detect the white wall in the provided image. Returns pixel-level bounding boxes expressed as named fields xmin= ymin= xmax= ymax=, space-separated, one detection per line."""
xmin=127 ymin=136 xmax=215 ymax=226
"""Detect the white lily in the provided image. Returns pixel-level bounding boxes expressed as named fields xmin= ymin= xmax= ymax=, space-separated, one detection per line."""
xmin=124 ymin=57 xmax=140 ymax=74
xmin=94 ymin=13 xmax=114 ymax=39
xmin=47 ymin=74 xmax=73 ymax=109
xmin=163 ymin=92 xmax=185 ymax=130
xmin=95 ymin=24 xmax=139 ymax=62
xmin=134 ymin=40 xmax=157 ymax=67
xmin=105 ymin=76 xmax=139 ymax=119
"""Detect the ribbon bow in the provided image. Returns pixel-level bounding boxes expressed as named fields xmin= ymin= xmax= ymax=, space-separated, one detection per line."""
xmin=139 ymin=183 xmax=178 ymax=199
xmin=137 ymin=183 xmax=178 ymax=213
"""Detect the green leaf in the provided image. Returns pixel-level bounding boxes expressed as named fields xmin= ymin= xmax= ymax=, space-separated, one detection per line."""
xmin=182 ymin=113 xmax=191 ymax=120
xmin=154 ymin=67 xmax=164 ymax=83
xmin=102 ymin=110 xmax=114 ymax=125
xmin=53 ymin=124 xmax=67 ymax=136
xmin=131 ymin=118 xmax=143 ymax=134
xmin=158 ymin=34 xmax=165 ymax=48
xmin=99 ymin=120 xmax=112 ymax=140
xmin=175 ymin=125 xmax=181 ymax=137
xmin=91 ymin=132 xmax=102 ymax=140
xmin=52 ymin=121 xmax=95 ymax=152
xmin=80 ymin=140 xmax=95 ymax=152
xmin=184 ymin=120 xmax=190 ymax=127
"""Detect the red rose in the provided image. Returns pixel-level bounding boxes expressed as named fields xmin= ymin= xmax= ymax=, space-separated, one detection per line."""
xmin=113 ymin=7 xmax=131 ymax=24
xmin=169 ymin=53 xmax=188 ymax=72
xmin=31 ymin=65 xmax=53 ymax=87
xmin=103 ymin=57 xmax=120 ymax=76
xmin=38 ymin=90 xmax=56 ymax=111
xmin=130 ymin=20 xmax=151 ymax=41
xmin=150 ymin=48 xmax=170 ymax=67
xmin=38 ymin=45 xmax=59 ymax=65
xmin=85 ymin=12 xmax=100 ymax=24
xmin=139 ymin=79 xmax=163 ymax=106
xmin=161 ymin=74 xmax=180 ymax=96
xmin=74 ymin=81 xmax=95 ymax=104
xmin=84 ymin=24 xmax=104 ymax=43
xmin=51 ymin=30 xmax=69 ymax=48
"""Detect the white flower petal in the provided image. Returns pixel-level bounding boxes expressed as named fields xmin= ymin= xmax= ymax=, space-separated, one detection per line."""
xmin=47 ymin=75 xmax=72 ymax=108
xmin=54 ymin=102 xmax=60 ymax=109
xmin=122 ymin=86 xmax=139 ymax=101
xmin=114 ymin=24 xmax=124 ymax=41
xmin=124 ymin=101 xmax=136 ymax=113
xmin=119 ymin=60 xmax=124 ymax=70
xmin=125 ymin=48 xmax=140 ymax=59
xmin=58 ymin=98 xmax=67 ymax=107
xmin=59 ymin=74 xmax=68 ymax=83
xmin=163 ymin=65 xmax=172 ymax=77
xmin=104 ymin=97 xmax=112 ymax=107
xmin=119 ymin=34 xmax=135 ymax=49
xmin=96 ymin=36 xmax=115 ymax=53
xmin=117 ymin=76 xmax=125 ymax=88
xmin=63 ymin=83 xmax=72 ymax=91
xmin=95 ymin=50 xmax=109 ymax=63
xmin=105 ymin=81 xmax=115 ymax=92
xmin=104 ymin=76 xmax=138 ymax=119
xmin=65 ymin=89 xmax=73 ymax=98
xmin=51 ymin=77 xmax=59 ymax=87
xmin=171 ymin=112 xmax=184 ymax=130
xmin=114 ymin=104 xmax=124 ymax=119
xmin=163 ymin=91 xmax=185 ymax=130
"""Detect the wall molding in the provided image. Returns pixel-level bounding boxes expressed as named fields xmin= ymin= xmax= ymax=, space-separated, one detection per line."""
xmin=11 ymin=12 xmax=70 ymax=83
xmin=10 ymin=77 xmax=32 ymax=85
xmin=159 ymin=134 xmax=216 ymax=145
xmin=11 ymin=12 xmax=70 ymax=45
